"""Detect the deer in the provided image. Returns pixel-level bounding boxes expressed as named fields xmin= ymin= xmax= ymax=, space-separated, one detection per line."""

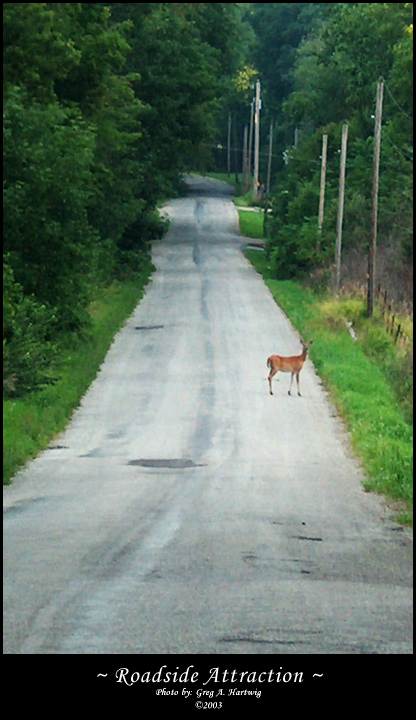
xmin=267 ymin=340 xmax=313 ymax=396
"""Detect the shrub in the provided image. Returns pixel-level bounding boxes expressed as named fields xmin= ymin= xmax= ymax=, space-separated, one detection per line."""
xmin=269 ymin=219 xmax=321 ymax=279
xmin=3 ymin=263 xmax=58 ymax=397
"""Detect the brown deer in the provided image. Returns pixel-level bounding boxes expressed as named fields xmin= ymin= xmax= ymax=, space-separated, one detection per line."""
xmin=267 ymin=340 xmax=313 ymax=396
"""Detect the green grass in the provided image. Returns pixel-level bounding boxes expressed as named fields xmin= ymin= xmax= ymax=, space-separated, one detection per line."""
xmin=238 ymin=209 xmax=265 ymax=240
xmin=246 ymin=249 xmax=413 ymax=526
xmin=3 ymin=267 xmax=154 ymax=484
xmin=233 ymin=190 xmax=257 ymax=207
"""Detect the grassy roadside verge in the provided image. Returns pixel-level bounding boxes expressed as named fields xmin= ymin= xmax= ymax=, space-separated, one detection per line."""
xmin=238 ymin=208 xmax=266 ymax=240
xmin=246 ymin=249 xmax=413 ymax=526
xmin=3 ymin=264 xmax=154 ymax=485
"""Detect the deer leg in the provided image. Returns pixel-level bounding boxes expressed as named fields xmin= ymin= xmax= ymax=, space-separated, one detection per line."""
xmin=268 ymin=368 xmax=278 ymax=395
xmin=296 ymin=372 xmax=301 ymax=396
xmin=288 ymin=372 xmax=294 ymax=396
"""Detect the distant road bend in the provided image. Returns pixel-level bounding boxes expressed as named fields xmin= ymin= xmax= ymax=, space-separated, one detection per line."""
xmin=3 ymin=175 xmax=413 ymax=654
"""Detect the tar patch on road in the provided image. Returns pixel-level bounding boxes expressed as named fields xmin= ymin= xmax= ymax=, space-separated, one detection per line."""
xmin=134 ymin=325 xmax=165 ymax=331
xmin=128 ymin=458 xmax=206 ymax=469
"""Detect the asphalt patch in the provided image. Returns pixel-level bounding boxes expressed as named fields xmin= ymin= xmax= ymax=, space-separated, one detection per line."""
xmin=134 ymin=325 xmax=165 ymax=331
xmin=128 ymin=458 xmax=205 ymax=469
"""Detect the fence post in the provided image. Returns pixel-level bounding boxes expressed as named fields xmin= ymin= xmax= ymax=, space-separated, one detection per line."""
xmin=385 ymin=304 xmax=391 ymax=332
xmin=395 ymin=324 xmax=402 ymax=343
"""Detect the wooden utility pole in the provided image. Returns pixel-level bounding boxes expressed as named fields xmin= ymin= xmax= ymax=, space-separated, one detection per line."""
xmin=253 ymin=80 xmax=261 ymax=198
xmin=294 ymin=127 xmax=299 ymax=150
xmin=243 ymin=124 xmax=249 ymax=190
xmin=335 ymin=123 xmax=349 ymax=292
xmin=367 ymin=79 xmax=384 ymax=318
xmin=227 ymin=112 xmax=232 ymax=177
xmin=266 ymin=118 xmax=274 ymax=195
xmin=233 ymin=114 xmax=239 ymax=184
xmin=318 ymin=133 xmax=328 ymax=234
xmin=248 ymin=98 xmax=254 ymax=178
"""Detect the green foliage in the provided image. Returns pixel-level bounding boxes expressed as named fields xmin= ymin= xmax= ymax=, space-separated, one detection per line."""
xmin=249 ymin=3 xmax=323 ymax=115
xmin=269 ymin=219 xmax=321 ymax=279
xmin=249 ymin=3 xmax=413 ymax=284
xmin=3 ymin=262 xmax=57 ymax=397
xmin=3 ymin=88 xmax=98 ymax=331
xmin=3 ymin=2 xmax=81 ymax=101
xmin=266 ymin=180 xmax=323 ymax=278
xmin=110 ymin=4 xmax=234 ymax=188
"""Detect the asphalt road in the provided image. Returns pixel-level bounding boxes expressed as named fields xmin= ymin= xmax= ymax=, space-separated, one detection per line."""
xmin=3 ymin=175 xmax=413 ymax=655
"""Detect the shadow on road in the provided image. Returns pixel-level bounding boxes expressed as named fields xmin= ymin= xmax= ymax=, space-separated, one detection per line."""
xmin=183 ymin=173 xmax=236 ymax=198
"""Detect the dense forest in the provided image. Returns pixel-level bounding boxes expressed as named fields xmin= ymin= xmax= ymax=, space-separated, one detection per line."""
xmin=3 ymin=3 xmax=413 ymax=398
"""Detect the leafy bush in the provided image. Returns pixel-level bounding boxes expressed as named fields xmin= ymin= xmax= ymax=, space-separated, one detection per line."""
xmin=3 ymin=89 xmax=99 ymax=332
xmin=3 ymin=263 xmax=58 ymax=397
xmin=114 ymin=209 xmax=167 ymax=279
xmin=269 ymin=218 xmax=322 ymax=279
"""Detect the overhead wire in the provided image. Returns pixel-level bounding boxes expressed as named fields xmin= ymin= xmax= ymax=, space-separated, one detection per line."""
xmin=384 ymin=81 xmax=413 ymax=122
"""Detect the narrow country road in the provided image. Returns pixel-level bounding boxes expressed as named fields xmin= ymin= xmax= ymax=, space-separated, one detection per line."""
xmin=3 ymin=175 xmax=412 ymax=655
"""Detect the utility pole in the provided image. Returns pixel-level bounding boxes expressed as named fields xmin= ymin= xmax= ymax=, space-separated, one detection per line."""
xmin=233 ymin=114 xmax=239 ymax=185
xmin=266 ymin=118 xmax=274 ymax=195
xmin=367 ymin=79 xmax=384 ymax=318
xmin=335 ymin=123 xmax=348 ymax=292
xmin=318 ymin=133 xmax=328 ymax=235
xmin=294 ymin=127 xmax=299 ymax=150
xmin=243 ymin=124 xmax=249 ymax=190
xmin=248 ymin=98 xmax=254 ymax=178
xmin=227 ymin=112 xmax=232 ymax=177
xmin=253 ymin=80 xmax=261 ymax=199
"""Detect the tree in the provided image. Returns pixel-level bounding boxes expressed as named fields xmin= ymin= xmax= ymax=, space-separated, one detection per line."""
xmin=3 ymin=88 xmax=98 ymax=330
xmin=257 ymin=3 xmax=413 ymax=285
xmin=249 ymin=3 xmax=323 ymax=115
xmin=3 ymin=3 xmax=151 ymax=330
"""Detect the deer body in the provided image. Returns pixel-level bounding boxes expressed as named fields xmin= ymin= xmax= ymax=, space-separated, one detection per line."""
xmin=267 ymin=340 xmax=313 ymax=396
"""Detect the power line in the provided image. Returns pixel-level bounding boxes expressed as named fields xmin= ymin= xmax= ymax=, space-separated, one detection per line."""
xmin=206 ymin=142 xmax=323 ymax=164
xmin=383 ymin=134 xmax=413 ymax=163
xmin=384 ymin=81 xmax=413 ymax=122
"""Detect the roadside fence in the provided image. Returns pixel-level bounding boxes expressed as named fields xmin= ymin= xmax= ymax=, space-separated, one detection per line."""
xmin=377 ymin=284 xmax=413 ymax=353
